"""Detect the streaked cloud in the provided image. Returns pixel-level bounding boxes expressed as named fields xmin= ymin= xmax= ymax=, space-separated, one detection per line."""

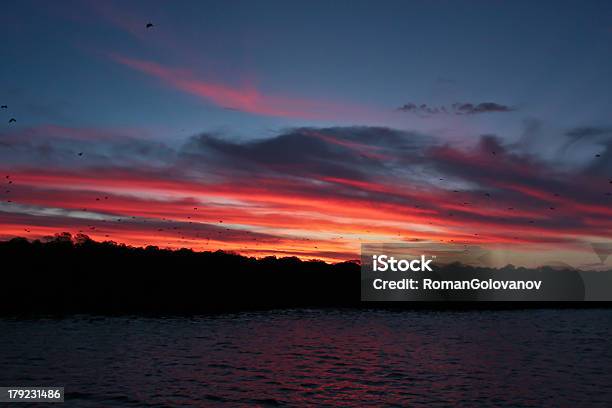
xmin=2 ymin=124 xmax=611 ymax=264
xmin=111 ymin=55 xmax=378 ymax=121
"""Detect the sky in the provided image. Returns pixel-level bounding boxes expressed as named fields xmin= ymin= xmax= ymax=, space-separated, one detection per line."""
xmin=1 ymin=0 xmax=612 ymax=267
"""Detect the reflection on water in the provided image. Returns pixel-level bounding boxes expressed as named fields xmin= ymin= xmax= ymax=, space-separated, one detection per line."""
xmin=1 ymin=309 xmax=612 ymax=407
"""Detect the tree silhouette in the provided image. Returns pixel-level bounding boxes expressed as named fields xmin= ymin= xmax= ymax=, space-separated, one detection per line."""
xmin=0 ymin=233 xmax=360 ymax=314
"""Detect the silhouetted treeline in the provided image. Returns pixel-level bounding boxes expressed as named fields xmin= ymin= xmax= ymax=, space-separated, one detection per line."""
xmin=1 ymin=233 xmax=608 ymax=315
xmin=0 ymin=233 xmax=361 ymax=314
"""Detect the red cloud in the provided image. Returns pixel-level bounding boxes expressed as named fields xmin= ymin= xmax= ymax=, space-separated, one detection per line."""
xmin=2 ymin=127 xmax=611 ymax=264
xmin=111 ymin=55 xmax=377 ymax=121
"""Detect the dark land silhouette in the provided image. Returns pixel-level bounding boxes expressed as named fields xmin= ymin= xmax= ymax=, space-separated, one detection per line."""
xmin=0 ymin=233 xmax=609 ymax=315
xmin=0 ymin=233 xmax=360 ymax=315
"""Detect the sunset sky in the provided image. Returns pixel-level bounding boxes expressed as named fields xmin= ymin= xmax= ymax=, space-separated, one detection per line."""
xmin=1 ymin=0 xmax=612 ymax=267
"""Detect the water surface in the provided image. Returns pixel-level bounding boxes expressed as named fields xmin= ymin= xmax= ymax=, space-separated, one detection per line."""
xmin=1 ymin=309 xmax=611 ymax=407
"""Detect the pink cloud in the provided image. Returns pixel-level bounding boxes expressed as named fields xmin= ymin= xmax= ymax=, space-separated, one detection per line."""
xmin=111 ymin=55 xmax=378 ymax=121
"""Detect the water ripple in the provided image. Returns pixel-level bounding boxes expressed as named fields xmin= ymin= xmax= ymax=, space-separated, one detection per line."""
xmin=1 ymin=309 xmax=612 ymax=407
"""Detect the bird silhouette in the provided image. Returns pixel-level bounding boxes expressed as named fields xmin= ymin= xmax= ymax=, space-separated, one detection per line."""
xmin=78 ymin=152 xmax=83 ymax=156
xmin=1 ymin=105 xmax=7 ymax=109
xmin=8 ymin=118 xmax=16 ymax=123
xmin=146 ymin=22 xmax=154 ymax=28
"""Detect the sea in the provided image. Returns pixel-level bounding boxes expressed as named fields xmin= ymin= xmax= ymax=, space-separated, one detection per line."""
xmin=1 ymin=308 xmax=612 ymax=407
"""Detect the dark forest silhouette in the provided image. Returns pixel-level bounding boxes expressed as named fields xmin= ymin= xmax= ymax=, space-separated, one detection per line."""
xmin=0 ymin=233 xmax=360 ymax=314
xmin=1 ymin=233 xmax=608 ymax=315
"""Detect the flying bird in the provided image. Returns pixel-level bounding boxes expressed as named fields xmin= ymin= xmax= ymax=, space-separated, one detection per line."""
xmin=78 ymin=152 xmax=83 ymax=156
xmin=1 ymin=105 xmax=7 ymax=109
xmin=146 ymin=22 xmax=154 ymax=28
xmin=8 ymin=118 xmax=16 ymax=123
